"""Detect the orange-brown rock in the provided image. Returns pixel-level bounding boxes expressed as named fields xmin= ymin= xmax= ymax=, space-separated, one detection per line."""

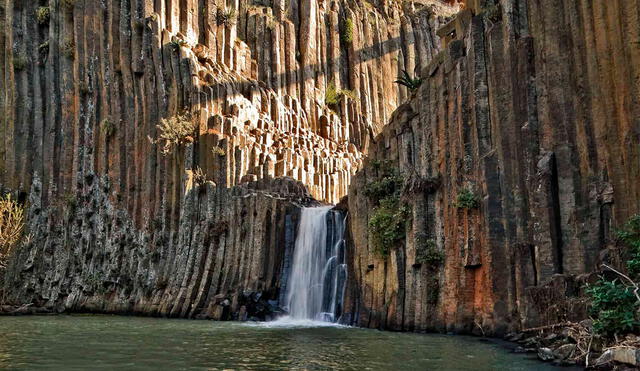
xmin=343 ymin=0 xmax=640 ymax=335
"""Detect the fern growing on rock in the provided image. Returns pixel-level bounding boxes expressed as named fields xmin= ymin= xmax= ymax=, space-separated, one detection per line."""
xmin=395 ymin=70 xmax=422 ymax=91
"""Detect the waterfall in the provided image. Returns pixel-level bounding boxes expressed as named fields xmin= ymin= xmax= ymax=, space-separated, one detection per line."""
xmin=282 ymin=206 xmax=348 ymax=323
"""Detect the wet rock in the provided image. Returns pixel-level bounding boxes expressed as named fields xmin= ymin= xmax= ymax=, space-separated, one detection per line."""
xmin=537 ymin=348 xmax=555 ymax=362
xmin=552 ymin=344 xmax=576 ymax=360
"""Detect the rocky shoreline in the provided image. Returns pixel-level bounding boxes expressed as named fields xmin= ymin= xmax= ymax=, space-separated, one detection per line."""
xmin=504 ymin=322 xmax=640 ymax=370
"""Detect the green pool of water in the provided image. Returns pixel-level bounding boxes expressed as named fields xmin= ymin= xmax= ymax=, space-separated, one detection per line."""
xmin=0 ymin=315 xmax=567 ymax=370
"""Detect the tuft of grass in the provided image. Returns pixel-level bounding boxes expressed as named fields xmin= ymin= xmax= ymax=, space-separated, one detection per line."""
xmin=193 ymin=167 xmax=206 ymax=186
xmin=36 ymin=7 xmax=51 ymax=25
xmin=455 ymin=188 xmax=479 ymax=209
xmin=216 ymin=8 xmax=237 ymax=26
xmin=325 ymin=83 xmax=357 ymax=110
xmin=212 ymin=146 xmax=226 ymax=157
xmin=149 ymin=114 xmax=196 ymax=156
xmin=0 ymin=194 xmax=25 ymax=269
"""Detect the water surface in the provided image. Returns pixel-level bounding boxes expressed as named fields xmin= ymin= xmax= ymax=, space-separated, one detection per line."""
xmin=0 ymin=315 xmax=564 ymax=370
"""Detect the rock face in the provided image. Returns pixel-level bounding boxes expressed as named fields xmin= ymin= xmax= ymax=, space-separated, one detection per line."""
xmin=4 ymin=175 xmax=314 ymax=319
xmin=0 ymin=0 xmax=455 ymax=315
xmin=344 ymin=0 xmax=640 ymax=335
xmin=0 ymin=0 xmax=453 ymax=204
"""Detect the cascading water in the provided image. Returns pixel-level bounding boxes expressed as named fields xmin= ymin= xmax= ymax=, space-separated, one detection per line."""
xmin=281 ymin=206 xmax=348 ymax=323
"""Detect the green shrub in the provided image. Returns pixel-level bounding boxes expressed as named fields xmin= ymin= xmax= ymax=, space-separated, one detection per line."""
xmin=395 ymin=70 xmax=422 ymax=91
xmin=415 ymin=235 xmax=443 ymax=267
xmin=36 ymin=7 xmax=50 ymax=25
xmin=150 ymin=114 xmax=196 ymax=156
xmin=587 ymin=214 xmax=640 ymax=337
xmin=455 ymin=188 xmax=479 ymax=209
xmin=363 ymin=174 xmax=403 ymax=203
xmin=363 ymin=160 xmax=403 ymax=203
xmin=341 ymin=18 xmax=354 ymax=44
xmin=368 ymin=197 xmax=410 ymax=258
xmin=587 ymin=279 xmax=639 ymax=335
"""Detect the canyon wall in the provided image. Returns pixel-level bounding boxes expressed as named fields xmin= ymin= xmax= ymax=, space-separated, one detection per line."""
xmin=1 ymin=0 xmax=452 ymax=205
xmin=344 ymin=0 xmax=640 ymax=335
xmin=4 ymin=175 xmax=314 ymax=319
xmin=0 ymin=0 xmax=454 ymax=313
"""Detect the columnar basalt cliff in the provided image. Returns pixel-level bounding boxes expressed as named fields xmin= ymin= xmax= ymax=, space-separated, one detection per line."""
xmin=0 ymin=0 xmax=455 ymax=314
xmin=1 ymin=0 xmax=453 ymax=205
xmin=344 ymin=0 xmax=640 ymax=335
xmin=3 ymin=0 xmax=638 ymax=346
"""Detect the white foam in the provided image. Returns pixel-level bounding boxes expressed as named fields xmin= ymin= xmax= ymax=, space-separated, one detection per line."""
xmin=248 ymin=316 xmax=349 ymax=329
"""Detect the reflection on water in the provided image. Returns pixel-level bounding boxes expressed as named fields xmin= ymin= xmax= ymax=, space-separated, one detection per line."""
xmin=0 ymin=315 xmax=565 ymax=370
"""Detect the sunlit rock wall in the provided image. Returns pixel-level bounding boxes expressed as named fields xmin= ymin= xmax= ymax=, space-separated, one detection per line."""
xmin=343 ymin=0 xmax=640 ymax=335
xmin=0 ymin=0 xmax=454 ymax=205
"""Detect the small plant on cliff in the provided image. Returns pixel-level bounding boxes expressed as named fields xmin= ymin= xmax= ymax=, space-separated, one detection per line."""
xmin=325 ymin=83 xmax=357 ymax=110
xmin=192 ymin=167 xmax=206 ymax=186
xmin=12 ymin=55 xmax=28 ymax=71
xmin=0 ymin=194 xmax=25 ymax=269
xmin=415 ymin=234 xmax=443 ymax=267
xmin=61 ymin=40 xmax=75 ymax=59
xmin=100 ymin=119 xmax=116 ymax=140
xmin=341 ymin=18 xmax=354 ymax=44
xmin=455 ymin=188 xmax=480 ymax=209
xmin=368 ymin=197 xmax=410 ymax=258
xmin=169 ymin=39 xmax=189 ymax=52
xmin=61 ymin=0 xmax=77 ymax=11
xmin=150 ymin=114 xmax=196 ymax=156
xmin=365 ymin=160 xmax=410 ymax=258
xmin=395 ymin=70 xmax=422 ymax=91
xmin=587 ymin=214 xmax=640 ymax=337
xmin=363 ymin=160 xmax=404 ymax=204
xmin=36 ymin=7 xmax=51 ymax=25
xmin=212 ymin=146 xmax=226 ymax=157
xmin=216 ymin=8 xmax=237 ymax=26
xmin=481 ymin=0 xmax=502 ymax=23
